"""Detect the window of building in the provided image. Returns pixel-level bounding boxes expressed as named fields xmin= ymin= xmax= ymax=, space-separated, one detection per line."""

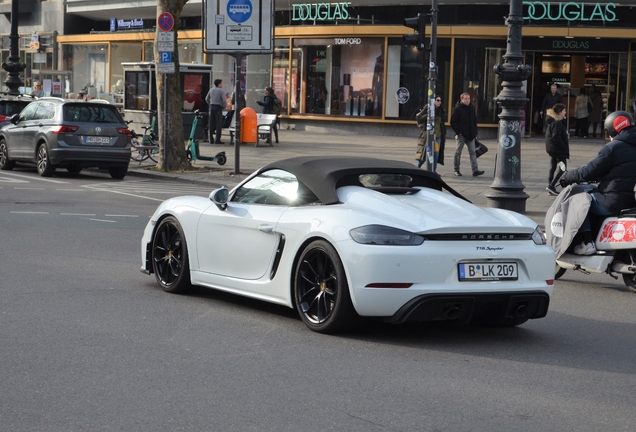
xmin=62 ymin=44 xmax=108 ymax=97
xmin=452 ymin=39 xmax=506 ymax=124
xmin=292 ymin=37 xmax=384 ymax=117
xmin=110 ymin=43 xmax=142 ymax=96
xmin=386 ymin=38 xmax=451 ymax=120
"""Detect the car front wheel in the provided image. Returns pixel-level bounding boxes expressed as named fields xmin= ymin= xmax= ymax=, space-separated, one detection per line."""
xmin=36 ymin=143 xmax=55 ymax=177
xmin=152 ymin=216 xmax=190 ymax=294
xmin=0 ymin=139 xmax=15 ymax=170
xmin=294 ymin=240 xmax=358 ymax=333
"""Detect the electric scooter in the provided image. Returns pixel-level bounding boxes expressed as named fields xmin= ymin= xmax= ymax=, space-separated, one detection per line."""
xmin=547 ymin=180 xmax=636 ymax=293
xmin=186 ymin=110 xmax=227 ymax=165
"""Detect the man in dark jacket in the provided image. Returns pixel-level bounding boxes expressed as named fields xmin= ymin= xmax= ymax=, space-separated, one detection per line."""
xmin=560 ymin=111 xmax=636 ymax=254
xmin=540 ymin=84 xmax=564 ymax=132
xmin=450 ymin=92 xmax=483 ymax=177
xmin=545 ymin=103 xmax=569 ymax=196
xmin=256 ymin=87 xmax=279 ymax=143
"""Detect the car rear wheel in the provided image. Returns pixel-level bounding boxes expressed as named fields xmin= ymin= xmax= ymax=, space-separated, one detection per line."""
xmin=109 ymin=166 xmax=128 ymax=179
xmin=0 ymin=139 xmax=15 ymax=170
xmin=294 ymin=240 xmax=358 ymax=333
xmin=36 ymin=143 xmax=55 ymax=177
xmin=67 ymin=166 xmax=82 ymax=174
xmin=152 ymin=216 xmax=191 ymax=294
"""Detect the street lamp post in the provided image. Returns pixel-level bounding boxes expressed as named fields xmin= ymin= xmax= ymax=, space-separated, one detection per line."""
xmin=2 ymin=0 xmax=26 ymax=95
xmin=485 ymin=0 xmax=532 ymax=213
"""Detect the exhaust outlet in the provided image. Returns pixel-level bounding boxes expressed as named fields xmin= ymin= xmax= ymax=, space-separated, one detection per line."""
xmin=441 ymin=304 xmax=462 ymax=320
xmin=515 ymin=304 xmax=528 ymax=317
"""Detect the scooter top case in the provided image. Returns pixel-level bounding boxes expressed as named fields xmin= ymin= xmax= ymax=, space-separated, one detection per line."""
xmin=596 ymin=216 xmax=636 ymax=251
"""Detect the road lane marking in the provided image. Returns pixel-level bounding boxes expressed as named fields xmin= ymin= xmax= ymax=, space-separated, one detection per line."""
xmin=104 ymin=214 xmax=139 ymax=218
xmin=10 ymin=211 xmax=49 ymax=214
xmin=0 ymin=172 xmax=68 ymax=184
xmin=61 ymin=213 xmax=96 ymax=216
xmin=0 ymin=176 xmax=28 ymax=183
xmin=88 ymin=218 xmax=117 ymax=223
xmin=14 ymin=187 xmax=45 ymax=190
xmin=83 ymin=187 xmax=164 ymax=202
xmin=56 ymin=189 xmax=85 ymax=192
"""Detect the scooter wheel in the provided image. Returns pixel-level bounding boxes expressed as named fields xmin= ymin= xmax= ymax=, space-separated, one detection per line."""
xmin=216 ymin=153 xmax=227 ymax=166
xmin=622 ymin=274 xmax=636 ymax=293
xmin=555 ymin=264 xmax=566 ymax=280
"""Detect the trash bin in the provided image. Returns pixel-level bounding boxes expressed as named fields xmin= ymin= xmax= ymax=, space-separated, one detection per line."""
xmin=240 ymin=107 xmax=257 ymax=144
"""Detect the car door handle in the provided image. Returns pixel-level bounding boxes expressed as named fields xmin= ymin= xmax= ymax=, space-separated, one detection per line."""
xmin=257 ymin=224 xmax=274 ymax=233
xmin=38 ymin=123 xmax=43 ymax=127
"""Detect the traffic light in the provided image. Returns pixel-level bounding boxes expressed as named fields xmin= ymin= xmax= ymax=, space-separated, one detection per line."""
xmin=403 ymin=13 xmax=426 ymax=51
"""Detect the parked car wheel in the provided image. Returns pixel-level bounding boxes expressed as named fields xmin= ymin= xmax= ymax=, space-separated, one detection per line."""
xmin=0 ymin=139 xmax=15 ymax=170
xmin=67 ymin=166 xmax=82 ymax=174
xmin=294 ymin=240 xmax=358 ymax=334
xmin=36 ymin=143 xmax=55 ymax=177
xmin=152 ymin=216 xmax=191 ymax=294
xmin=108 ymin=166 xmax=128 ymax=179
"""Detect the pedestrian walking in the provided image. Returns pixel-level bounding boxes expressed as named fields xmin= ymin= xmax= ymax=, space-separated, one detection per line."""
xmin=545 ymin=103 xmax=569 ymax=196
xmin=255 ymin=87 xmax=279 ymax=144
xmin=450 ymin=93 xmax=483 ymax=177
xmin=588 ymin=84 xmax=603 ymax=138
xmin=205 ymin=79 xmax=227 ymax=144
xmin=540 ymin=83 xmax=564 ymax=132
xmin=415 ymin=95 xmax=446 ymax=171
xmin=574 ymin=87 xmax=590 ymax=138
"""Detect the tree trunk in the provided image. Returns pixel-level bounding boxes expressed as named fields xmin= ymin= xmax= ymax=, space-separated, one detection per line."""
xmin=155 ymin=0 xmax=190 ymax=171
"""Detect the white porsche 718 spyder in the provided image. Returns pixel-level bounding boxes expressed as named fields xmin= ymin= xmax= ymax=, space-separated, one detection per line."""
xmin=141 ymin=157 xmax=555 ymax=333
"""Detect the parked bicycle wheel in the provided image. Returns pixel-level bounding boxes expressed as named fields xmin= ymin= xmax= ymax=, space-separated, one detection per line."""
xmin=130 ymin=138 xmax=149 ymax=162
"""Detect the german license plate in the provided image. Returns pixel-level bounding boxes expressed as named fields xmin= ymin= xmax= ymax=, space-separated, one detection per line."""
xmin=458 ymin=262 xmax=518 ymax=281
xmin=84 ymin=136 xmax=111 ymax=144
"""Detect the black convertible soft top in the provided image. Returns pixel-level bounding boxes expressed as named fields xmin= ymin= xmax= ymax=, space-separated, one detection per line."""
xmin=259 ymin=156 xmax=468 ymax=205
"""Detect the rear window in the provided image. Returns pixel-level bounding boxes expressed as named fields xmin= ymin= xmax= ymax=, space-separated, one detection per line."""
xmin=63 ymin=104 xmax=123 ymax=124
xmin=0 ymin=101 xmax=30 ymax=116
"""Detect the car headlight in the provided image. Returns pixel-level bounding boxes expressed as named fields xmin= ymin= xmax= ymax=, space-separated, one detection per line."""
xmin=532 ymin=226 xmax=546 ymax=245
xmin=350 ymin=225 xmax=424 ymax=246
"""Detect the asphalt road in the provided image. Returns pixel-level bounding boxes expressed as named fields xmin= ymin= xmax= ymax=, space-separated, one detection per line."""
xmin=1 ymin=168 xmax=636 ymax=431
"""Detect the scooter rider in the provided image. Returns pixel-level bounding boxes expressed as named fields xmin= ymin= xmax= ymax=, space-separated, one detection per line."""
xmin=559 ymin=111 xmax=636 ymax=255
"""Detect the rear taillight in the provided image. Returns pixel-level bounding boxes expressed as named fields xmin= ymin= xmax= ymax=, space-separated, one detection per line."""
xmin=53 ymin=125 xmax=80 ymax=134
xmin=0 ymin=115 xmax=6 ymax=122
xmin=116 ymin=127 xmax=132 ymax=136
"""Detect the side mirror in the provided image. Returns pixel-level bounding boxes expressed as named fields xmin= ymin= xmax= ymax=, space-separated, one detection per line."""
xmin=10 ymin=114 xmax=19 ymax=124
xmin=210 ymin=187 xmax=229 ymax=210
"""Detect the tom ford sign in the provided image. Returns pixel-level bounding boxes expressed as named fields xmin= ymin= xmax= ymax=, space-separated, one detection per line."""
xmin=523 ymin=2 xmax=617 ymax=22
xmin=292 ymin=2 xmax=350 ymax=21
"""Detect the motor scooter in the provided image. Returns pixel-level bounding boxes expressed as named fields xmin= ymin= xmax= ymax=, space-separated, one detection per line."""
xmin=547 ymin=177 xmax=636 ymax=292
xmin=186 ymin=110 xmax=227 ymax=165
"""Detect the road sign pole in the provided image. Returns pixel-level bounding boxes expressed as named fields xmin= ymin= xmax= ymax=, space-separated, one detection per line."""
xmin=234 ymin=53 xmax=243 ymax=174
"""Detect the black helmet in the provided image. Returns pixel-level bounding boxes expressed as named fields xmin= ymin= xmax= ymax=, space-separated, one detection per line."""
xmin=604 ymin=111 xmax=634 ymax=137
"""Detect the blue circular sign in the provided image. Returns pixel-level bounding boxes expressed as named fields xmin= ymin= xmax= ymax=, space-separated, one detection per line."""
xmin=227 ymin=0 xmax=252 ymax=23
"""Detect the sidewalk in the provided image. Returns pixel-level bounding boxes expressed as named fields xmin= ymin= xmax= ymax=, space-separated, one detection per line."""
xmin=127 ymin=130 xmax=607 ymax=227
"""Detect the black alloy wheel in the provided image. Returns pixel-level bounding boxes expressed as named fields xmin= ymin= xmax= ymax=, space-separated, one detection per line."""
xmin=152 ymin=216 xmax=191 ymax=294
xmin=36 ymin=143 xmax=55 ymax=177
xmin=0 ymin=139 xmax=15 ymax=170
xmin=294 ymin=240 xmax=357 ymax=333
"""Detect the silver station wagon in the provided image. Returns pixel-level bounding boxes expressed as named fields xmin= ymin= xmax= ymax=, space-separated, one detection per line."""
xmin=0 ymin=98 xmax=131 ymax=178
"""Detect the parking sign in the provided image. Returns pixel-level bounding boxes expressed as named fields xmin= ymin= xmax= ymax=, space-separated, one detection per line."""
xmin=203 ymin=0 xmax=273 ymax=53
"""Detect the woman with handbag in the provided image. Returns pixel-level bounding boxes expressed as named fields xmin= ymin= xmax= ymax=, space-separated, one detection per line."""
xmin=415 ymin=95 xmax=446 ymax=172
xmin=545 ymin=103 xmax=570 ymax=196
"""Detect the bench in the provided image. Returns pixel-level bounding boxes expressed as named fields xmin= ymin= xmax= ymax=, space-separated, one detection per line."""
xmin=221 ymin=111 xmax=236 ymax=144
xmin=256 ymin=113 xmax=277 ymax=147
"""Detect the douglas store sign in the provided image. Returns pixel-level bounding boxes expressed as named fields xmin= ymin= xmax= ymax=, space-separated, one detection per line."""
xmin=523 ymin=2 xmax=617 ymax=22
xmin=524 ymin=37 xmax=629 ymax=52
xmin=292 ymin=2 xmax=350 ymax=21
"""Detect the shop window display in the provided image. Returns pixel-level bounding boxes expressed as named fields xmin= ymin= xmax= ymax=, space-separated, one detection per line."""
xmin=291 ymin=38 xmax=384 ymax=117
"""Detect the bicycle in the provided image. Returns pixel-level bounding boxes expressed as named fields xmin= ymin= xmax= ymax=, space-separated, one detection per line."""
xmin=126 ymin=111 xmax=159 ymax=163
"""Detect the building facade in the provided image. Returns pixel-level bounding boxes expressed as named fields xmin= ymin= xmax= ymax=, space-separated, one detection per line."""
xmin=1 ymin=0 xmax=635 ymax=136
